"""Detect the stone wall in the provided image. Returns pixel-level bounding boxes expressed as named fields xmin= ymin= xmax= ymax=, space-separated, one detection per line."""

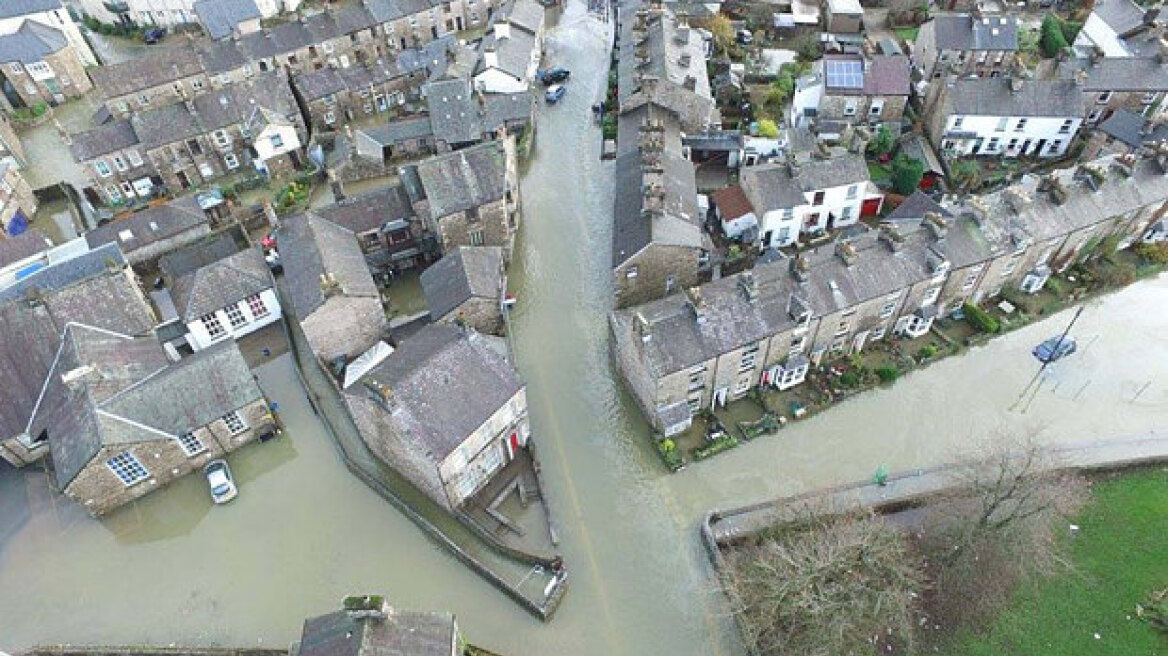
xmin=437 ymin=296 xmax=505 ymax=336
xmin=613 ymin=243 xmax=702 ymax=308
xmin=436 ymin=198 xmax=512 ymax=255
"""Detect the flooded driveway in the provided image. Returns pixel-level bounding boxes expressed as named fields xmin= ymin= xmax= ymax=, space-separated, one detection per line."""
xmin=0 ymin=2 xmax=1165 ymax=655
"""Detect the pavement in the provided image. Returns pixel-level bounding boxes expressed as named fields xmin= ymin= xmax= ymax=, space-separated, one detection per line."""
xmin=705 ymin=431 xmax=1168 ymax=545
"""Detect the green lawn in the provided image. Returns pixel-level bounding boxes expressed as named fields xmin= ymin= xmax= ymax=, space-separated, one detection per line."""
xmin=868 ymin=162 xmax=891 ymax=181
xmin=893 ymin=26 xmax=920 ymax=43
xmin=944 ymin=467 xmax=1168 ymax=655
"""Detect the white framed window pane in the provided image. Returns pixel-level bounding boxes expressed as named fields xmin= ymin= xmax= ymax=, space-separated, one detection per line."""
xmin=246 ymin=293 xmax=269 ymax=318
xmin=177 ymin=432 xmax=205 ymax=456
xmin=107 ymin=452 xmax=148 ymax=485
xmin=225 ymin=303 xmax=247 ymax=328
xmin=202 ymin=313 xmax=225 ymax=339
xmin=222 ymin=411 xmax=247 ymax=435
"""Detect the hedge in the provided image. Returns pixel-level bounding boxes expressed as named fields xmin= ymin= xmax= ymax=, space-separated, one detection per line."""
xmin=963 ymin=302 xmax=1001 ymax=334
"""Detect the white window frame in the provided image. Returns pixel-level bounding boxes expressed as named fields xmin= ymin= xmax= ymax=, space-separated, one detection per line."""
xmin=246 ymin=293 xmax=269 ymax=318
xmin=222 ymin=411 xmax=248 ymax=435
xmin=127 ymin=149 xmax=143 ymax=167
xmin=201 ymin=312 xmax=226 ymax=339
xmin=177 ymin=432 xmax=206 ymax=456
xmin=95 ymin=160 xmax=112 ymax=177
xmin=213 ymin=129 xmax=231 ymax=148
xmin=107 ymin=452 xmax=149 ymax=486
xmin=223 ymin=152 xmax=239 ymax=170
xmin=225 ymin=302 xmax=247 ymax=329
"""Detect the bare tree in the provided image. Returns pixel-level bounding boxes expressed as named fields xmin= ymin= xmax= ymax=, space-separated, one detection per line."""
xmin=720 ymin=509 xmax=923 ymax=656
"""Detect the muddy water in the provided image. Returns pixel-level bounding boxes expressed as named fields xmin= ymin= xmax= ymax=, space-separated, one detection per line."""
xmin=1 ymin=2 xmax=1166 ymax=654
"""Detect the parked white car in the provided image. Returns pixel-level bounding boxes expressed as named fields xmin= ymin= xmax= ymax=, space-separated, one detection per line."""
xmin=204 ymin=459 xmax=238 ymax=504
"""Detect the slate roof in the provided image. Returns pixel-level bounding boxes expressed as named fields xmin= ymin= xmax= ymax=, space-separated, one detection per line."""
xmin=0 ymin=244 xmax=156 ymax=443
xmin=420 ymin=246 xmax=503 ymax=320
xmin=0 ymin=21 xmax=67 ymax=65
xmin=69 ymin=119 xmax=139 ymax=161
xmin=1093 ymin=0 xmax=1147 ymax=36
xmin=91 ymin=46 xmax=204 ymax=98
xmin=315 ymin=185 xmax=416 ymax=235
xmin=507 ymin=0 xmax=545 ymax=34
xmin=932 ymin=13 xmax=1019 ymax=51
xmin=822 ymin=54 xmax=910 ymax=96
xmin=883 ymin=190 xmax=951 ymax=222
xmin=477 ymin=24 xmax=538 ymax=80
xmin=344 ymin=324 xmax=522 ymax=509
xmin=0 ymin=228 xmax=50 ymax=269
xmin=1068 ymin=56 xmax=1168 ymax=92
xmin=412 ymin=141 xmax=508 ymax=218
xmin=278 ymin=212 xmax=380 ymax=319
xmin=157 ymin=232 xmax=241 ymax=281
xmin=194 ymin=0 xmax=261 ymax=40
xmin=85 ymin=196 xmax=209 ymax=256
xmin=1098 ymin=108 xmax=1168 ymax=147
xmin=196 ymin=38 xmax=249 ymax=75
xmin=293 ymin=68 xmax=347 ymax=101
xmin=942 ymin=77 xmax=1085 ymax=117
xmin=366 ymin=0 xmax=433 ymax=23
xmin=0 ymin=0 xmax=62 ymax=20
xmin=611 ymin=104 xmax=703 ymax=267
xmin=360 ymin=116 xmax=435 ymax=145
xmin=298 ymin=609 xmax=458 ymax=656
xmin=739 ymin=154 xmax=871 ymax=212
xmin=168 ymin=247 xmax=272 ymax=322
xmin=42 ymin=330 xmax=262 ymax=489
xmin=423 ymin=78 xmax=483 ymax=145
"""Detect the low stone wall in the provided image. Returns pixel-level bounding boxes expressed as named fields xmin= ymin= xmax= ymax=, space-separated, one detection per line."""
xmin=21 ymin=648 xmax=286 ymax=656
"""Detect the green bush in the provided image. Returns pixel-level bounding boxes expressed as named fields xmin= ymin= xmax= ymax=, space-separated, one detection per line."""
xmin=656 ymin=438 xmax=684 ymax=470
xmin=963 ymin=302 xmax=1001 ymax=334
xmin=1045 ymin=276 xmax=1066 ymax=297
xmin=867 ymin=125 xmax=895 ymax=156
xmin=757 ymin=118 xmax=779 ymax=138
xmin=917 ymin=344 xmax=939 ymax=360
xmin=1041 ymin=14 xmax=1069 ymax=57
xmin=1133 ymin=242 xmax=1168 ymax=265
xmin=890 ymin=154 xmax=925 ymax=195
xmin=875 ymin=366 xmax=900 ymax=383
xmin=839 ymin=372 xmax=860 ymax=388
xmin=693 ymin=434 xmax=739 ymax=460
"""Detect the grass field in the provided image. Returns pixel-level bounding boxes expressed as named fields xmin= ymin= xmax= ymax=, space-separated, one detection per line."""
xmin=893 ymin=27 xmax=920 ymax=43
xmin=944 ymin=467 xmax=1168 ymax=655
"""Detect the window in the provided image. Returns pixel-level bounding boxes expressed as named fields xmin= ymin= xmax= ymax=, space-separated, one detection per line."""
xmin=665 ymin=275 xmax=676 ymax=294
xmin=844 ymin=101 xmax=857 ymax=117
xmin=172 ymin=82 xmax=184 ymax=95
xmin=1015 ymin=118 xmax=1027 ymax=131
xmin=1049 ymin=140 xmax=1062 ymax=153
xmin=734 ymin=377 xmax=751 ymax=394
xmin=812 ymin=191 xmax=825 ymax=206
xmin=1144 ymin=92 xmax=1158 ymax=105
xmin=95 ymin=160 xmax=112 ymax=177
xmin=27 ymin=61 xmax=52 ymax=77
xmin=270 ymin=134 xmax=284 ymax=149
xmin=1097 ymin=91 xmax=1111 ymax=104
xmin=192 ymin=79 xmax=204 ymax=91
xmin=112 ymin=155 xmax=128 ymax=172
xmin=469 ymin=229 xmax=484 ymax=246
xmin=626 ymin=266 xmax=638 ymax=279
xmin=846 ymin=184 xmax=857 ymax=200
xmin=995 ymin=117 xmax=1008 ymax=132
xmin=789 ymin=336 xmax=805 ymax=355
xmin=869 ymin=100 xmax=883 ymax=116
xmin=879 ymin=296 xmax=898 ymax=319
xmin=127 ymin=149 xmax=143 ymax=167
xmin=961 ymin=268 xmax=980 ymax=291
xmin=222 ymin=411 xmax=247 ymax=435
xmin=213 ymin=130 xmax=230 ymax=147
xmin=119 ymin=180 xmax=134 ymax=196
xmin=137 ymin=93 xmax=149 ymax=106
xmin=324 ymin=111 xmax=336 ymax=124
xmin=177 ymin=432 xmax=205 ymax=456
xmin=688 ymin=368 xmax=705 ymax=391
xmin=1058 ymin=119 xmax=1074 ymax=134
xmin=246 ymin=293 xmax=269 ymax=318
xmin=225 ymin=302 xmax=247 ymax=328
xmin=107 ymin=452 xmax=148 ymax=486
xmin=322 ymin=41 xmax=335 ymax=53
xmin=201 ymin=312 xmax=226 ymax=339
xmin=739 ymin=343 xmax=759 ymax=372
xmin=106 ymin=185 xmax=122 ymax=202
xmin=922 ymin=285 xmax=942 ymax=306
xmin=841 ymin=206 xmax=853 ymax=220
xmin=223 ymin=152 xmax=239 ymax=170
xmin=8 ymin=63 xmax=20 ymax=75
xmin=953 ymin=117 xmax=964 ymax=129
xmin=187 ymin=139 xmax=202 ymax=155
xmin=116 ymin=100 xmax=129 ymax=113
xmin=987 ymin=137 xmax=1000 ymax=151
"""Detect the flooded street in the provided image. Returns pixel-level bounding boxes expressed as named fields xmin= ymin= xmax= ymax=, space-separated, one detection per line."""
xmin=1 ymin=2 xmax=1166 ymax=654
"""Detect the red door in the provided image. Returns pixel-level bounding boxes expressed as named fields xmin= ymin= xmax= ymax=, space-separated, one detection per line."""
xmin=861 ymin=197 xmax=883 ymax=217
xmin=509 ymin=432 xmax=519 ymax=453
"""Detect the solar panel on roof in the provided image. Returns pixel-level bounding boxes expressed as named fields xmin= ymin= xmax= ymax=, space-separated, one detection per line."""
xmin=825 ymin=59 xmax=864 ymax=89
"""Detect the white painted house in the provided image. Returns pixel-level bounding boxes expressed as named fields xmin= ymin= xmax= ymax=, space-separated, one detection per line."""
xmin=250 ymin=108 xmax=303 ymax=173
xmin=472 ymin=0 xmax=544 ymax=94
xmin=0 ymin=0 xmax=96 ymax=66
xmin=739 ymin=153 xmax=882 ymax=247
xmin=162 ymin=245 xmax=281 ymax=351
xmin=710 ymin=185 xmax=758 ymax=240
xmin=928 ymin=77 xmax=1086 ymax=158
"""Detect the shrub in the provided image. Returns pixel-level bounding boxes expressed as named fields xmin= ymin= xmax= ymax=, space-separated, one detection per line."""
xmin=694 ymin=434 xmax=739 ymax=460
xmin=1133 ymin=241 xmax=1168 ymax=265
xmin=838 ymin=372 xmax=860 ymax=388
xmin=655 ymin=437 xmax=684 ymax=470
xmin=890 ymin=154 xmax=925 ymax=195
xmin=875 ymin=366 xmax=900 ymax=383
xmin=963 ymin=302 xmax=1001 ymax=334
xmin=867 ymin=125 xmax=895 ymax=156
xmin=917 ymin=344 xmax=939 ymax=360
xmin=1041 ymin=14 xmax=1069 ymax=57
xmin=1045 ymin=276 xmax=1066 ymax=297
xmin=757 ymin=118 xmax=779 ymax=138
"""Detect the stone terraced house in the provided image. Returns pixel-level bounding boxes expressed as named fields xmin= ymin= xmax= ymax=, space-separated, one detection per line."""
xmin=343 ymin=323 xmax=529 ymax=512
xmin=399 ymin=140 xmax=520 ymax=257
xmin=789 ymin=54 xmax=910 ymax=133
xmin=420 ymin=245 xmax=506 ymax=335
xmin=912 ymin=11 xmax=1019 ymax=82
xmin=0 ymin=19 xmax=92 ymax=112
xmin=313 ymin=183 xmax=434 ymax=281
xmin=612 ymin=151 xmax=1168 ymax=435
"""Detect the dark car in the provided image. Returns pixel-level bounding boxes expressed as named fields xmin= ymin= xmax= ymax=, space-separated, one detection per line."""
xmin=144 ymin=27 xmax=167 ymax=44
xmin=1033 ymin=336 xmax=1077 ymax=363
xmin=545 ymin=84 xmax=566 ymax=104
xmin=540 ymin=67 xmax=570 ymax=85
